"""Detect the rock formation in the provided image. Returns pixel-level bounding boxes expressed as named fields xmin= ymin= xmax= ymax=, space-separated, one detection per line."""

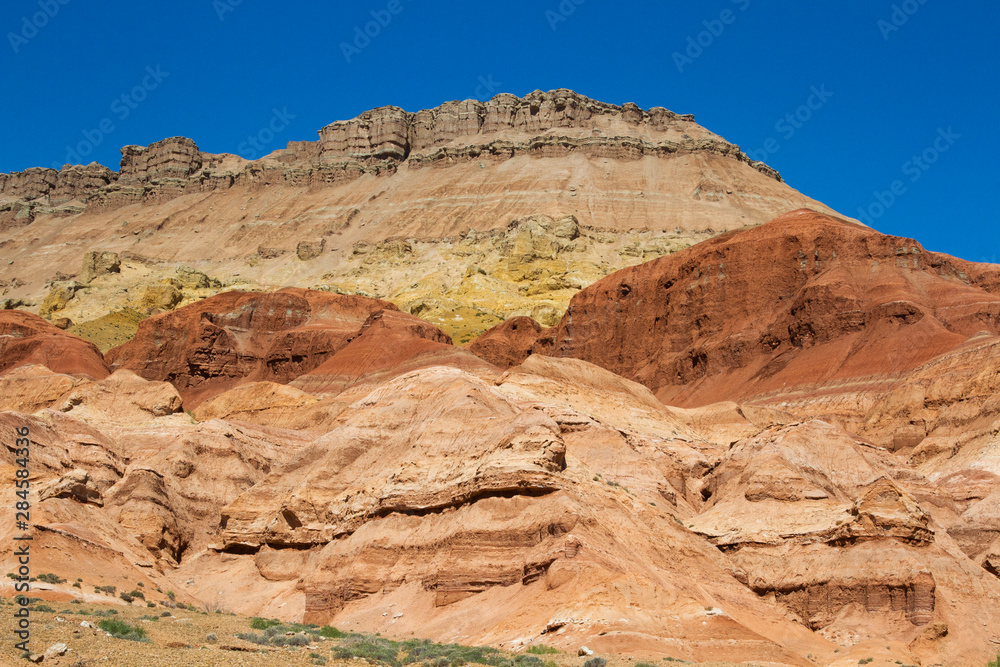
xmin=1 ymin=93 xmax=1000 ymax=666
xmin=0 ymin=310 xmax=109 ymax=378
xmin=0 ymin=89 xmax=839 ymax=344
xmin=477 ymin=209 xmax=1000 ymax=406
xmin=105 ymin=288 xmax=437 ymax=406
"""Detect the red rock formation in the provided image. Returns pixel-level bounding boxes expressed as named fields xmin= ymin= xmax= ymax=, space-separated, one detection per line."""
xmin=0 ymin=310 xmax=109 ymax=379
xmin=105 ymin=288 xmax=472 ymax=406
xmin=290 ymin=309 xmax=494 ymax=395
xmin=495 ymin=210 xmax=1000 ymax=406
xmin=467 ymin=316 xmax=543 ymax=369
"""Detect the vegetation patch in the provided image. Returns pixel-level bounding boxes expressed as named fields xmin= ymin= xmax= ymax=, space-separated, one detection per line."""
xmin=98 ymin=618 xmax=149 ymax=642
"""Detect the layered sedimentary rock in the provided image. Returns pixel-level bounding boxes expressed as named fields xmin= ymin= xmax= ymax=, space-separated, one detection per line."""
xmin=0 ymin=90 xmax=789 ymax=212
xmin=476 ymin=209 xmax=1000 ymax=406
xmin=0 ymin=89 xmax=842 ymax=345
xmin=3 ymin=91 xmax=1000 ymax=666
xmin=0 ymin=310 xmax=109 ymax=378
xmin=105 ymin=288 xmax=446 ymax=406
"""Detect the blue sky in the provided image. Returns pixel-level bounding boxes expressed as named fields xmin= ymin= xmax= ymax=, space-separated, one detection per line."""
xmin=1 ymin=0 xmax=996 ymax=261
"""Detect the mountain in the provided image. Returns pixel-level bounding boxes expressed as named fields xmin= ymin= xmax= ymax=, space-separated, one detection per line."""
xmin=1 ymin=92 xmax=998 ymax=666
xmin=0 ymin=89 xmax=838 ymax=346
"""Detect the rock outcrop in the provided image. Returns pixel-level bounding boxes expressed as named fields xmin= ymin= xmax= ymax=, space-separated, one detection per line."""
xmin=478 ymin=210 xmax=1000 ymax=406
xmin=105 ymin=288 xmax=465 ymax=406
xmin=0 ymin=90 xmax=843 ymax=344
xmin=0 ymin=310 xmax=109 ymax=379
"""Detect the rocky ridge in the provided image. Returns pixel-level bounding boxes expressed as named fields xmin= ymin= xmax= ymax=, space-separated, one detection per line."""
xmin=0 ymin=89 xmax=839 ymax=346
xmin=0 ymin=90 xmax=780 ymax=213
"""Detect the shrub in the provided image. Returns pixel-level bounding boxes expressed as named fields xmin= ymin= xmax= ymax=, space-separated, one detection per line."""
xmin=95 ymin=585 xmax=116 ymax=595
xmin=146 ymin=601 xmax=155 ymax=608
xmin=319 ymin=625 xmax=346 ymax=638
xmin=287 ymin=634 xmax=310 ymax=646
xmin=32 ymin=604 xmax=55 ymax=613
xmin=70 ymin=599 xmax=82 ymax=605
xmin=206 ymin=633 xmax=218 ymax=643
xmin=250 ymin=617 xmax=283 ymax=630
xmin=119 ymin=593 xmax=134 ymax=603
xmin=98 ymin=618 xmax=149 ymax=643
xmin=636 ymin=663 xmax=660 ymax=667
xmin=989 ymin=655 xmax=1000 ymax=667
xmin=235 ymin=632 xmax=269 ymax=645
xmin=72 ymin=582 xmax=81 ymax=589
xmin=584 ymin=659 xmax=607 ymax=667
xmin=128 ymin=589 xmax=145 ymax=600
xmin=160 ymin=611 xmax=172 ymax=617
xmin=526 ymin=645 xmax=559 ymax=655
xmin=334 ymin=636 xmax=403 ymax=667
xmin=36 ymin=573 xmax=66 ymax=584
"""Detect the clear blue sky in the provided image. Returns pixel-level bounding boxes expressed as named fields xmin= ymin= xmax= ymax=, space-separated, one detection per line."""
xmin=1 ymin=1 xmax=997 ymax=261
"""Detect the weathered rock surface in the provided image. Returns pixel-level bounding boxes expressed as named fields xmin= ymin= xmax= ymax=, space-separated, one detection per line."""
xmin=0 ymin=90 xmax=840 ymax=344
xmin=3 ymin=92 xmax=1000 ymax=666
xmin=0 ymin=310 xmax=109 ymax=379
xmin=482 ymin=210 xmax=1000 ymax=407
xmin=106 ymin=288 xmax=416 ymax=406
xmin=80 ymin=251 xmax=121 ymax=283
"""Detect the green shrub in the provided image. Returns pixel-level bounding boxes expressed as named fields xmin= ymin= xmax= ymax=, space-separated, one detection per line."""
xmin=36 ymin=573 xmax=66 ymax=584
xmin=206 ymin=633 xmax=218 ymax=643
xmin=72 ymin=582 xmax=81 ymax=589
xmin=334 ymin=636 xmax=403 ymax=667
xmin=95 ymin=585 xmax=116 ymax=595
xmin=526 ymin=645 xmax=559 ymax=655
xmin=583 ymin=659 xmax=607 ymax=667
xmin=235 ymin=631 xmax=269 ymax=645
xmin=319 ymin=625 xmax=346 ymax=638
xmin=989 ymin=655 xmax=1000 ymax=667
xmin=32 ymin=604 xmax=55 ymax=613
xmin=250 ymin=616 xmax=283 ymax=630
xmin=128 ymin=589 xmax=145 ymax=600
xmin=119 ymin=592 xmax=134 ymax=603
xmin=97 ymin=618 xmax=149 ymax=642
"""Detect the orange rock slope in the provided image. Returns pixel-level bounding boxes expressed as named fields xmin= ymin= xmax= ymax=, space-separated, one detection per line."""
xmin=0 ymin=242 xmax=998 ymax=665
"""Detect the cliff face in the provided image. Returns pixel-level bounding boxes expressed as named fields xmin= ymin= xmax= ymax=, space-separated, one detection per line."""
xmin=0 ymin=89 xmax=779 ymax=212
